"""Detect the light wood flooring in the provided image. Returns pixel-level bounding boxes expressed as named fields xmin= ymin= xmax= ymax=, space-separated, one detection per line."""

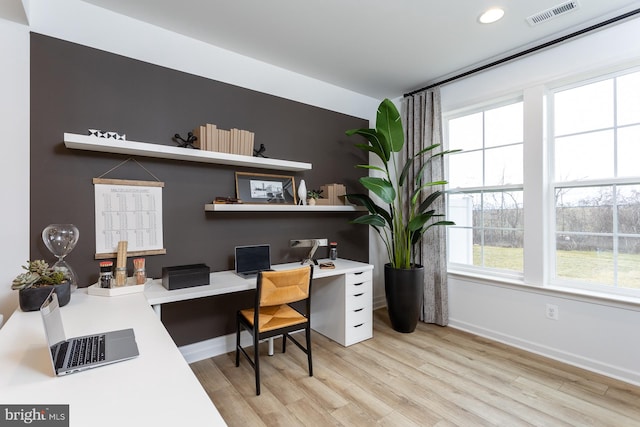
xmin=190 ymin=309 xmax=640 ymax=426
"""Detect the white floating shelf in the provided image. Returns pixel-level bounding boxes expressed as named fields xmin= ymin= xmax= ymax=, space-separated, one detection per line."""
xmin=64 ymin=133 xmax=312 ymax=172
xmin=205 ymin=204 xmax=367 ymax=212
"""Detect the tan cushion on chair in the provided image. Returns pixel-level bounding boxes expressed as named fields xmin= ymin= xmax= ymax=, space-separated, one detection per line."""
xmin=259 ymin=267 xmax=310 ymax=306
xmin=240 ymin=305 xmax=308 ymax=332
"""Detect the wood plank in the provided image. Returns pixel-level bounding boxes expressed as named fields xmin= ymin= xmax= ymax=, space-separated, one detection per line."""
xmin=191 ymin=309 xmax=640 ymax=426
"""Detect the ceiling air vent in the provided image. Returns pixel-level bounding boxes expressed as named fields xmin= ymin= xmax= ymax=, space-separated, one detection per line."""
xmin=526 ymin=0 xmax=580 ymax=26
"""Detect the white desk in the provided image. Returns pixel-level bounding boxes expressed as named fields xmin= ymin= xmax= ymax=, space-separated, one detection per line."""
xmin=144 ymin=258 xmax=374 ymax=347
xmin=0 ymin=291 xmax=226 ymax=426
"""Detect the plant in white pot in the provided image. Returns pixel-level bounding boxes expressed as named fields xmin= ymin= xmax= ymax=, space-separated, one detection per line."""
xmin=346 ymin=98 xmax=457 ymax=332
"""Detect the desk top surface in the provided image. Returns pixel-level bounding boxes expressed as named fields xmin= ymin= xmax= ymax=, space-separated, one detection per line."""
xmin=0 ymin=291 xmax=226 ymax=426
xmin=144 ymin=258 xmax=373 ymax=305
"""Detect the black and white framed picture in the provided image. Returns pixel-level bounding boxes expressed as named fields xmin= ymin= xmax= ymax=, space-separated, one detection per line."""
xmin=235 ymin=172 xmax=297 ymax=204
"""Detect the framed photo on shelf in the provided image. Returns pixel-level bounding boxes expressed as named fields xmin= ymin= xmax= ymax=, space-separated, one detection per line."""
xmin=235 ymin=172 xmax=297 ymax=204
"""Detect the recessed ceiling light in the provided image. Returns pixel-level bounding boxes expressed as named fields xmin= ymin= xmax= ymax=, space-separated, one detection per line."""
xmin=479 ymin=8 xmax=505 ymax=24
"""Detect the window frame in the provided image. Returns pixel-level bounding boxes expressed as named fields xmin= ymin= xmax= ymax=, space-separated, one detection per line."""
xmin=445 ymin=97 xmax=525 ymax=280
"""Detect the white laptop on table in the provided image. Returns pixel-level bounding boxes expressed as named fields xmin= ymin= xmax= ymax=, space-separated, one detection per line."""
xmin=40 ymin=289 xmax=139 ymax=376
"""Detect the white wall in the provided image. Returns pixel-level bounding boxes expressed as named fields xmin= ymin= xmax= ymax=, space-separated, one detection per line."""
xmin=442 ymin=16 xmax=640 ymax=386
xmin=0 ymin=17 xmax=29 ymax=323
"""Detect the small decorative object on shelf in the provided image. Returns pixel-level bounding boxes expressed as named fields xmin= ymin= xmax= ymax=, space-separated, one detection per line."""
xmin=298 ymin=179 xmax=307 ymax=205
xmin=173 ymin=131 xmax=198 ymax=149
xmin=12 ymin=260 xmax=71 ymax=311
xmin=253 ymin=143 xmax=267 ymax=158
xmin=214 ymin=196 xmax=243 ymax=204
xmin=88 ymin=129 xmax=126 ymax=140
xmin=307 ymin=189 xmax=323 ymax=206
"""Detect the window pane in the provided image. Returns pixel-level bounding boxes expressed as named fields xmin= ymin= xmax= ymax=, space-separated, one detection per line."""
xmin=556 ymin=186 xmax=613 ymax=233
xmin=554 ymin=130 xmax=613 ymax=181
xmin=482 ymin=191 xmax=523 ymax=228
xmin=617 ymin=184 xmax=640 ymax=234
xmin=449 ymin=112 xmax=483 ymax=151
xmin=618 ymin=237 xmax=640 ymax=290
xmin=448 ymin=193 xmax=475 ymax=227
xmin=554 ymin=79 xmax=613 ymax=136
xmin=448 ymin=151 xmax=483 ymax=188
xmin=484 ymin=145 xmax=523 ymax=186
xmin=448 ymin=227 xmax=474 ymax=265
xmin=556 ymin=236 xmax=614 ymax=285
xmin=617 ymin=71 xmax=640 ymax=126
xmin=617 ymin=125 xmax=640 ymax=178
xmin=481 ymin=230 xmax=523 ymax=271
xmin=485 ymin=102 xmax=523 ymax=147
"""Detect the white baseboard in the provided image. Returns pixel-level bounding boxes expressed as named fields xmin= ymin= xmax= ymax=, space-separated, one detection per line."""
xmin=179 ymin=331 xmax=251 ymax=364
xmin=448 ymin=318 xmax=640 ymax=387
xmin=179 ymin=330 xmax=305 ymax=364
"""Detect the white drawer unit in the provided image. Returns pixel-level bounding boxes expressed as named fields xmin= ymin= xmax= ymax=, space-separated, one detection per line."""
xmin=311 ymin=266 xmax=373 ymax=346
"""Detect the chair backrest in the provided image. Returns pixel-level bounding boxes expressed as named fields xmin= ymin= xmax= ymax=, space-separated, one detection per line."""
xmin=257 ymin=266 xmax=312 ymax=307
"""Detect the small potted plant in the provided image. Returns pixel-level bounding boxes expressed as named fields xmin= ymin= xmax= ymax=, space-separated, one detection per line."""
xmin=12 ymin=260 xmax=71 ymax=311
xmin=306 ymin=189 xmax=323 ymax=206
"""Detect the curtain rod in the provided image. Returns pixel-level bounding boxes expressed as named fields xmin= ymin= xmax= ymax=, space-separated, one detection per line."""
xmin=404 ymin=7 xmax=640 ymax=98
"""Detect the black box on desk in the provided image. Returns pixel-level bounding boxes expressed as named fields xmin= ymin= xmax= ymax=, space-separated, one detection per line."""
xmin=162 ymin=264 xmax=210 ymax=290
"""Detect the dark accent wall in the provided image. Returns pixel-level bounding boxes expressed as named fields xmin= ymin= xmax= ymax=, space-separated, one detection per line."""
xmin=30 ymin=33 xmax=368 ymax=345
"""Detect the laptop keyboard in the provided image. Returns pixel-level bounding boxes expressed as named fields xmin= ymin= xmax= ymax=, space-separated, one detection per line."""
xmin=66 ymin=335 xmax=107 ymax=368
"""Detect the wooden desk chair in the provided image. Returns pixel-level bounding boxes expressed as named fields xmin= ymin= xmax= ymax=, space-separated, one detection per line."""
xmin=235 ymin=265 xmax=313 ymax=395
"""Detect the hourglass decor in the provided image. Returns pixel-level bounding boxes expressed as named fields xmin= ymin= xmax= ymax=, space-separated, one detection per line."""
xmin=42 ymin=224 xmax=80 ymax=292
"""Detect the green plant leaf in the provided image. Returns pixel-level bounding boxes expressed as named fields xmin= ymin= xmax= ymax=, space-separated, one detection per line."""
xmin=376 ymin=99 xmax=404 ymax=153
xmin=417 ymin=191 xmax=444 ymax=214
xmin=398 ymin=156 xmax=414 ymax=187
xmin=356 ymin=164 xmax=386 ymax=174
xmin=347 ymin=128 xmax=390 ymax=162
xmin=345 ymin=193 xmax=378 ymax=213
xmin=360 ymin=177 xmax=395 ymax=204
xmin=350 ymin=214 xmax=386 ymax=227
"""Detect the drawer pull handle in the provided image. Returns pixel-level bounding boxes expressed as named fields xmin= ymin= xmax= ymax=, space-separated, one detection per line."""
xmin=353 ymin=282 xmax=364 ymax=286
xmin=354 ymin=308 xmax=364 ymax=312
xmin=354 ymin=293 xmax=364 ymax=297
xmin=354 ymin=323 xmax=364 ymax=328
xmin=354 ymin=271 xmax=364 ymax=275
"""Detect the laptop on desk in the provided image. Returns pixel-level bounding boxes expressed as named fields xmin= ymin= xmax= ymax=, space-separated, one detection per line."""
xmin=235 ymin=244 xmax=272 ymax=278
xmin=40 ymin=289 xmax=139 ymax=376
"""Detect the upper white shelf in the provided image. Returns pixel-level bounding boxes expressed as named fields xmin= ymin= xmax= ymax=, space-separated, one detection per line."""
xmin=63 ymin=133 xmax=312 ymax=172
xmin=205 ymin=204 xmax=366 ymax=212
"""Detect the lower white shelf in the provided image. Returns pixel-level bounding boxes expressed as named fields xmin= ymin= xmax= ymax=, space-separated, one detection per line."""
xmin=204 ymin=204 xmax=367 ymax=212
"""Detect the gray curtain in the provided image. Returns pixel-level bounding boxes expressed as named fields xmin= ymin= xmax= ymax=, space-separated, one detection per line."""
xmin=401 ymin=88 xmax=448 ymax=326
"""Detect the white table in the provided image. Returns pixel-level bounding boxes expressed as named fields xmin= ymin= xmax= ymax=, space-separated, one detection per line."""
xmin=0 ymin=291 xmax=226 ymax=426
xmin=144 ymin=258 xmax=374 ymax=348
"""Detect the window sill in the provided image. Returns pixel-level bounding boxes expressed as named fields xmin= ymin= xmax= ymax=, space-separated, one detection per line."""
xmin=447 ymin=269 xmax=640 ymax=311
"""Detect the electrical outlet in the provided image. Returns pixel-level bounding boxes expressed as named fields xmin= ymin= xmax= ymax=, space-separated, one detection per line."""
xmin=546 ymin=304 xmax=559 ymax=320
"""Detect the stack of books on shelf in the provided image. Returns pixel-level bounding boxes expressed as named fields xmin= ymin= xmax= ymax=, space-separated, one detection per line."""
xmin=193 ymin=124 xmax=254 ymax=156
xmin=317 ymin=183 xmax=347 ymax=205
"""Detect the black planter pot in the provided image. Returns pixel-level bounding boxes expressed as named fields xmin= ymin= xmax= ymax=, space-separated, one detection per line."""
xmin=384 ymin=263 xmax=424 ymax=333
xmin=18 ymin=281 xmax=71 ymax=312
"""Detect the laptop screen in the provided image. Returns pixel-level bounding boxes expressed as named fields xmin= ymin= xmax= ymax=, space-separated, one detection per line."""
xmin=235 ymin=244 xmax=271 ymax=275
xmin=40 ymin=290 xmax=66 ymax=347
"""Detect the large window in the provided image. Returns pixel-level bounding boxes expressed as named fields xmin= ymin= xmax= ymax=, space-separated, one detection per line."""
xmin=551 ymin=70 xmax=640 ymax=294
xmin=446 ymin=101 xmax=524 ymax=274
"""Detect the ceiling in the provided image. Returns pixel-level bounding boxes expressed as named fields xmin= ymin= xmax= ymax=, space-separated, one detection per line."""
xmin=80 ymin=0 xmax=640 ymax=99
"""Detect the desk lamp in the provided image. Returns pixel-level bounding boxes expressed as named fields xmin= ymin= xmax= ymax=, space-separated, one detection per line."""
xmin=290 ymin=239 xmax=328 ymax=265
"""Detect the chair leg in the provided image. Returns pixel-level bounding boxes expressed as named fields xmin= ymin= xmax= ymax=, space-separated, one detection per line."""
xmin=254 ymin=334 xmax=261 ymax=395
xmin=282 ymin=333 xmax=287 ymax=353
xmin=235 ymin=315 xmax=241 ymax=367
xmin=306 ymin=326 xmax=313 ymax=377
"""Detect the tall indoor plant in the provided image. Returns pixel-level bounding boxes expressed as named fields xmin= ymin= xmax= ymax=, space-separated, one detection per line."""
xmin=346 ymin=98 xmax=456 ymax=332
